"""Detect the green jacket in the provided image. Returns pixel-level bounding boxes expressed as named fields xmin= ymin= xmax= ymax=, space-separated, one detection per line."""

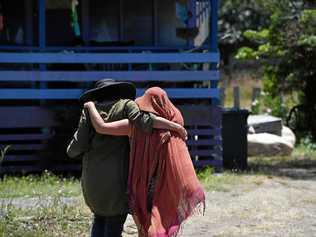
xmin=67 ymin=99 xmax=154 ymax=216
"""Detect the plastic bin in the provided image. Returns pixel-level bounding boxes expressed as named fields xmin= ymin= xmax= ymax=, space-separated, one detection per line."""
xmin=222 ymin=109 xmax=249 ymax=170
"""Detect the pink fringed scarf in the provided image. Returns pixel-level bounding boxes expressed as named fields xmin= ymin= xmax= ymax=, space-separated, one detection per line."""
xmin=128 ymin=87 xmax=205 ymax=237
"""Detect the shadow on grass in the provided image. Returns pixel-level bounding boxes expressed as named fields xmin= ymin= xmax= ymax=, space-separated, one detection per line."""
xmin=247 ymin=152 xmax=316 ymax=180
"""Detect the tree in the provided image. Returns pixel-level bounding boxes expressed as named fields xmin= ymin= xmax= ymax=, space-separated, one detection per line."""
xmin=236 ymin=0 xmax=316 ymax=140
xmin=219 ymin=0 xmax=271 ymax=64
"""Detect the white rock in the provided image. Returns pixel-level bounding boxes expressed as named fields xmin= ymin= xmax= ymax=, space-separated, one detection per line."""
xmin=281 ymin=126 xmax=296 ymax=147
xmin=248 ymin=126 xmax=255 ymax=134
xmin=248 ymin=132 xmax=294 ymax=157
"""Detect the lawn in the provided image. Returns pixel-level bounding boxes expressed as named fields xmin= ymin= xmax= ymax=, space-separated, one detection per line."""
xmin=0 ymin=145 xmax=315 ymax=237
xmin=0 ymin=171 xmax=81 ymax=199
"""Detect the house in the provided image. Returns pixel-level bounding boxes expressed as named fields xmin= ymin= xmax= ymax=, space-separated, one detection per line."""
xmin=0 ymin=0 xmax=221 ymax=173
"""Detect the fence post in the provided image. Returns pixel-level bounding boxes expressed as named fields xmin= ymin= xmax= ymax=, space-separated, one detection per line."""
xmin=233 ymin=86 xmax=240 ymax=109
xmin=252 ymin=87 xmax=261 ymax=103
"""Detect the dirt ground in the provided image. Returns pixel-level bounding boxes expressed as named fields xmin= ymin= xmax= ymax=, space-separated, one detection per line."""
xmin=1 ymin=164 xmax=315 ymax=236
xmin=123 ymin=168 xmax=316 ymax=237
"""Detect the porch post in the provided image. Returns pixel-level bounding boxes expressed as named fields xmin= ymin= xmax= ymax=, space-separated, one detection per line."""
xmin=152 ymin=0 xmax=158 ymax=46
xmin=25 ymin=0 xmax=33 ymax=46
xmin=81 ymin=0 xmax=90 ymax=44
xmin=209 ymin=0 xmax=218 ymax=52
xmin=119 ymin=0 xmax=124 ymax=41
xmin=38 ymin=0 xmax=46 ymax=98
xmin=38 ymin=0 xmax=45 ymax=50
xmin=188 ymin=0 xmax=196 ymax=47
xmin=210 ymin=0 xmax=219 ymax=103
xmin=25 ymin=0 xmax=35 ymax=88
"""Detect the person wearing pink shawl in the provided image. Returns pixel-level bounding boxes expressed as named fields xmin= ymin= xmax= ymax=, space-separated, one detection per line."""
xmin=85 ymin=87 xmax=205 ymax=237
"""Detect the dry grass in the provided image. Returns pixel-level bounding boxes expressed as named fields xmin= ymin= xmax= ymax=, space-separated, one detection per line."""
xmin=0 ymin=196 xmax=91 ymax=237
xmin=0 ymin=171 xmax=81 ymax=199
xmin=0 ymin=145 xmax=315 ymax=236
xmin=219 ymin=68 xmax=262 ymax=109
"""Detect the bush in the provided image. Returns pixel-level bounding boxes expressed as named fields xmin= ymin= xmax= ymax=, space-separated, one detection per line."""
xmin=236 ymin=0 xmax=316 ymax=140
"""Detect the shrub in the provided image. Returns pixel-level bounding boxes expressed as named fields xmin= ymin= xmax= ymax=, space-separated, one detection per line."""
xmin=236 ymin=0 xmax=316 ymax=140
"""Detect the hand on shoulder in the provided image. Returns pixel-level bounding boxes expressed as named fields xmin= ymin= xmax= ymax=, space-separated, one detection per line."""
xmin=83 ymin=101 xmax=95 ymax=109
xmin=175 ymin=124 xmax=188 ymax=141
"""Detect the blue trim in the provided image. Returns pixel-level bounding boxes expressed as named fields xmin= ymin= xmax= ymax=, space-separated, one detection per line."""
xmin=0 ymin=46 xmax=38 ymax=50
xmin=209 ymin=0 xmax=219 ymax=106
xmin=38 ymin=0 xmax=47 ymax=94
xmin=0 ymin=134 xmax=52 ymax=141
xmin=25 ymin=0 xmax=33 ymax=46
xmin=210 ymin=0 xmax=218 ymax=52
xmin=81 ymin=0 xmax=90 ymax=43
xmin=0 ymin=52 xmax=220 ymax=63
xmin=0 ymin=46 xmax=210 ymax=51
xmin=197 ymin=0 xmax=200 ymax=26
xmin=190 ymin=149 xmax=222 ymax=157
xmin=188 ymin=0 xmax=197 ymax=46
xmin=137 ymin=88 xmax=219 ymax=99
xmin=0 ymin=88 xmax=220 ymax=99
xmin=119 ymin=0 xmax=124 ymax=41
xmin=153 ymin=0 xmax=158 ymax=46
xmin=38 ymin=0 xmax=46 ymax=49
xmin=0 ymin=70 xmax=220 ymax=82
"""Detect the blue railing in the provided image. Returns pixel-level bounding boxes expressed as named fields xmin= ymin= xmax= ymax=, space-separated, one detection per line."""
xmin=0 ymin=0 xmax=220 ymax=102
xmin=0 ymin=52 xmax=219 ymax=64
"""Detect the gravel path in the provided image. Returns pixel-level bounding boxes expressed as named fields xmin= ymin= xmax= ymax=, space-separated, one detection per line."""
xmin=124 ymin=169 xmax=316 ymax=237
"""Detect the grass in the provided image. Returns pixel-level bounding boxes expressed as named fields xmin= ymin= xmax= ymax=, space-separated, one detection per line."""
xmin=0 ymin=145 xmax=315 ymax=236
xmin=1 ymin=145 xmax=314 ymax=198
xmin=197 ymin=167 xmax=268 ymax=192
xmin=198 ymin=143 xmax=316 ymax=192
xmin=0 ymin=171 xmax=81 ymax=199
xmin=248 ymin=144 xmax=316 ymax=172
xmin=0 ymin=172 xmax=89 ymax=236
xmin=0 ymin=170 xmax=247 ymax=236
xmin=0 ymin=196 xmax=91 ymax=237
xmin=198 ymin=168 xmax=241 ymax=192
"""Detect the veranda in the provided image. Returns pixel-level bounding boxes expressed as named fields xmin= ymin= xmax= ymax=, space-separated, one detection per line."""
xmin=0 ymin=0 xmax=221 ymax=173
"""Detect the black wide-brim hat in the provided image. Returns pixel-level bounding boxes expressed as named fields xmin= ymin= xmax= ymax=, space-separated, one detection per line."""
xmin=79 ymin=79 xmax=136 ymax=103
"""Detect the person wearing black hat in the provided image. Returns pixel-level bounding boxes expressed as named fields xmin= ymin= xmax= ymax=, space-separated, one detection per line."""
xmin=67 ymin=79 xmax=186 ymax=237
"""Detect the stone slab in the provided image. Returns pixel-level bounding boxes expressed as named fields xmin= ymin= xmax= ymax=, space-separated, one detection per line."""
xmin=248 ymin=115 xmax=282 ymax=136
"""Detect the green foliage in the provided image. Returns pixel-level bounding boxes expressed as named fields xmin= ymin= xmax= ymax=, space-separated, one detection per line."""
xmin=219 ymin=0 xmax=271 ymax=45
xmin=301 ymin=135 xmax=316 ymax=151
xmin=248 ymin=91 xmax=288 ymax=117
xmin=243 ymin=29 xmax=270 ymax=43
xmin=298 ymin=35 xmax=316 ymax=46
xmin=197 ymin=166 xmax=214 ymax=180
xmin=235 ymin=47 xmax=256 ymax=60
xmin=261 ymin=93 xmax=285 ymax=117
xmin=235 ymin=1 xmax=316 ymax=139
xmin=250 ymin=98 xmax=261 ymax=114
